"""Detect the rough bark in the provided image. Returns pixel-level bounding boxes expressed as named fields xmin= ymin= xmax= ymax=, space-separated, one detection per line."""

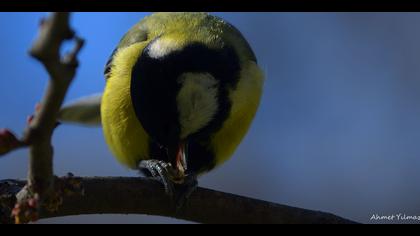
xmin=0 ymin=177 xmax=358 ymax=224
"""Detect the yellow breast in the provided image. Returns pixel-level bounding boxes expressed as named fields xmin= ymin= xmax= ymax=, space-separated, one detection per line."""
xmin=101 ymin=42 xmax=150 ymax=169
xmin=210 ymin=61 xmax=264 ymax=167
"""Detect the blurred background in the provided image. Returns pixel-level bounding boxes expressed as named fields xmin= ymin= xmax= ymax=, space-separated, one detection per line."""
xmin=1 ymin=12 xmax=420 ymax=224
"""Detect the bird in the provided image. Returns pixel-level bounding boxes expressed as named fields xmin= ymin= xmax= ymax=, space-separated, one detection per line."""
xmin=59 ymin=12 xmax=264 ymax=206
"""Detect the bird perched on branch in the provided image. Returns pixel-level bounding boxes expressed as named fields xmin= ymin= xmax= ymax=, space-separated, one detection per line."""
xmin=59 ymin=12 xmax=264 ymax=207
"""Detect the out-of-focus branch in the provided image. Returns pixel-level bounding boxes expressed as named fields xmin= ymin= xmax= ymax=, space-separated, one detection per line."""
xmin=0 ymin=12 xmax=86 ymax=224
xmin=0 ymin=129 xmax=26 ymax=156
xmin=0 ymin=177 xmax=358 ymax=224
xmin=22 ymin=12 xmax=83 ymax=198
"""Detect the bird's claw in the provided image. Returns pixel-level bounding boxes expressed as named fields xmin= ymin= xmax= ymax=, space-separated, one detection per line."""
xmin=138 ymin=159 xmax=198 ymax=210
xmin=139 ymin=159 xmax=176 ymax=197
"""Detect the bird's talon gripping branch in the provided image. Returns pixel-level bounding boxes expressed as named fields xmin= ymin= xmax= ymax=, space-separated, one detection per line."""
xmin=139 ymin=159 xmax=198 ymax=210
xmin=139 ymin=160 xmax=176 ymax=197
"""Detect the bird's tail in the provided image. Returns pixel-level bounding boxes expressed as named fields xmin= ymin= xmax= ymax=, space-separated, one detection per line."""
xmin=57 ymin=93 xmax=102 ymax=126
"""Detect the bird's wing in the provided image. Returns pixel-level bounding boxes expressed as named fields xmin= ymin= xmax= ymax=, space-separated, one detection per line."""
xmin=58 ymin=93 xmax=102 ymax=126
xmin=104 ymin=21 xmax=149 ymax=81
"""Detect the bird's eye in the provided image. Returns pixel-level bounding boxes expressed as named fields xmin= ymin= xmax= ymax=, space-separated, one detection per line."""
xmin=104 ymin=48 xmax=117 ymax=79
xmin=104 ymin=29 xmax=149 ymax=80
xmin=132 ymin=29 xmax=149 ymax=43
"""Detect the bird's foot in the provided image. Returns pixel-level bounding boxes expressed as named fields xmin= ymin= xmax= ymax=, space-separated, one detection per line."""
xmin=139 ymin=159 xmax=176 ymax=197
xmin=138 ymin=160 xmax=197 ymax=210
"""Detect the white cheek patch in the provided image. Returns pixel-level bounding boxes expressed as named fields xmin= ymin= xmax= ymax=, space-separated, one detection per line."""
xmin=177 ymin=73 xmax=219 ymax=139
xmin=147 ymin=38 xmax=181 ymax=59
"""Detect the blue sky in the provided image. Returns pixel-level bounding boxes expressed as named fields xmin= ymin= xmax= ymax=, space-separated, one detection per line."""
xmin=1 ymin=13 xmax=420 ymax=224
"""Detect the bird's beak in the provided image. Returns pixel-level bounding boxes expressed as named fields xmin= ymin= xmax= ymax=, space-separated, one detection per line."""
xmin=175 ymin=141 xmax=188 ymax=175
xmin=167 ymin=140 xmax=188 ymax=184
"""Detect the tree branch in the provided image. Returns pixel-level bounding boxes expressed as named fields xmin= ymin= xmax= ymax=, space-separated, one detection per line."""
xmin=0 ymin=12 xmax=85 ymax=224
xmin=22 ymin=12 xmax=84 ymax=198
xmin=0 ymin=177 xmax=358 ymax=224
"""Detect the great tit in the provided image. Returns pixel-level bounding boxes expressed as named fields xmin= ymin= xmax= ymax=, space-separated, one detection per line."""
xmin=60 ymin=12 xmax=264 ymax=204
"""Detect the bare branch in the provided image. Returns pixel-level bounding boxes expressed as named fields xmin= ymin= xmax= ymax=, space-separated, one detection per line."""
xmin=0 ymin=177 xmax=358 ymax=224
xmin=0 ymin=12 xmax=87 ymax=223
xmin=19 ymin=12 xmax=84 ymax=202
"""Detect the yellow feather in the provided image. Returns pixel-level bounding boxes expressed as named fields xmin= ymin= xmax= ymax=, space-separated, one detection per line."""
xmin=101 ymin=42 xmax=150 ymax=168
xmin=210 ymin=61 xmax=265 ymax=167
